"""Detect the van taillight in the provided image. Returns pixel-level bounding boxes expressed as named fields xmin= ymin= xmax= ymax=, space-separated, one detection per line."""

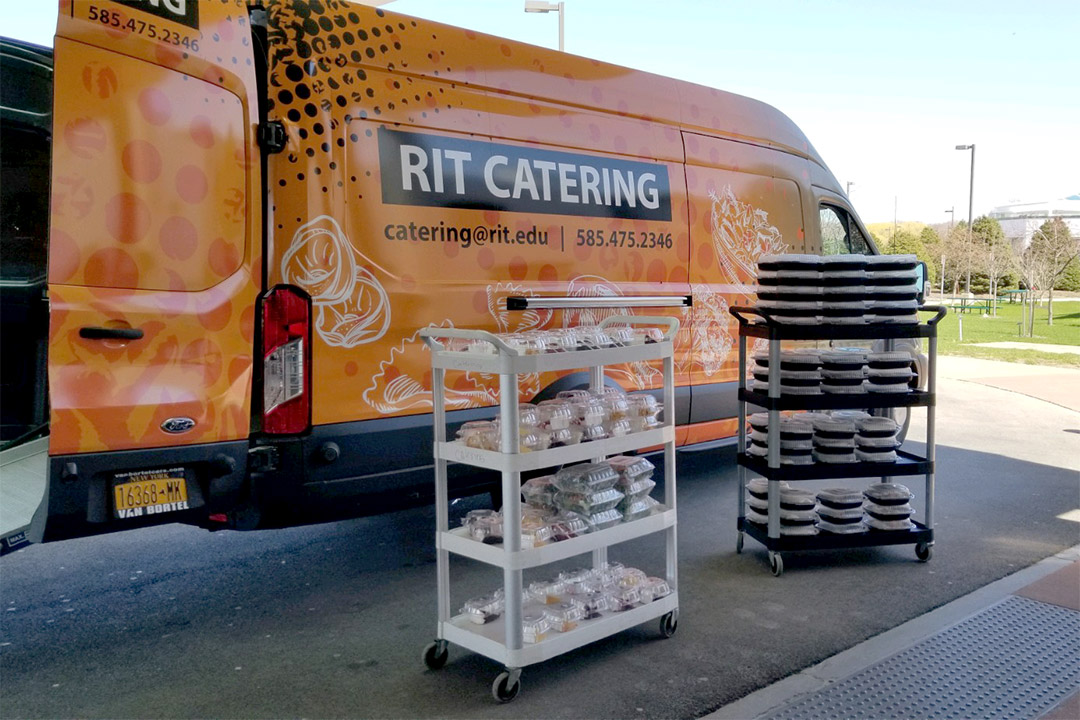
xmin=262 ymin=287 xmax=310 ymax=434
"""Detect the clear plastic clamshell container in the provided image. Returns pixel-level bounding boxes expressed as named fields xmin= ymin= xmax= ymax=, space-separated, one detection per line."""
xmin=537 ymin=399 xmax=575 ymax=430
xmin=579 ymin=423 xmax=610 ymax=442
xmin=608 ymin=419 xmax=633 ymax=437
xmin=463 ymin=509 xmax=502 ymax=544
xmin=519 ymin=430 xmax=552 ymax=453
xmin=639 ymin=577 xmax=672 ymax=603
xmin=585 ymin=508 xmax=623 ymax=531
xmin=528 ymin=578 xmax=567 ymax=604
xmin=502 ymin=334 xmax=545 ymax=355
xmin=545 ymin=599 xmax=586 ymax=632
xmin=521 ymin=475 xmax=557 ymax=510
xmin=621 ymin=497 xmax=659 ymax=522
xmin=553 ymin=462 xmax=619 ymax=493
xmin=461 ymin=592 xmax=504 ymax=624
xmin=457 ymin=420 xmax=498 ymax=450
xmin=607 ymin=586 xmax=642 ymax=612
xmin=601 ymin=393 xmax=631 ymax=421
xmin=863 ymin=482 xmax=913 ymax=505
xmin=557 ymin=567 xmax=595 ymax=595
xmin=514 ymin=403 xmax=541 ymax=429
xmin=607 ymin=455 xmax=655 ymax=483
xmin=548 ymin=512 xmax=592 ymax=541
xmin=627 ymin=393 xmax=661 ymax=417
xmin=556 ymin=487 xmax=625 ymax=515
xmin=619 ymin=477 xmax=656 ymax=503
xmin=521 ymin=611 xmax=552 ymax=643
xmin=581 ymin=591 xmax=610 ymax=620
xmin=574 ymin=399 xmax=608 ymax=427
xmin=520 ymin=511 xmax=554 ymax=548
xmin=547 ymin=426 xmax=581 ymax=447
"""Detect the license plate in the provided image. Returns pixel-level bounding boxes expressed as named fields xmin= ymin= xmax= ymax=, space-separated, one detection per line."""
xmin=113 ymin=468 xmax=189 ymax=519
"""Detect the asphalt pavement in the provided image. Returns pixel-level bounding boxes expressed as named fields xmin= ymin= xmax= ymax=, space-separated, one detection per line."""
xmin=1 ymin=357 xmax=1077 ymax=719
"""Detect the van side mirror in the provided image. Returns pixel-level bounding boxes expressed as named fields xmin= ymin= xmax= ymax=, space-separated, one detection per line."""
xmin=915 ymin=261 xmax=929 ymax=305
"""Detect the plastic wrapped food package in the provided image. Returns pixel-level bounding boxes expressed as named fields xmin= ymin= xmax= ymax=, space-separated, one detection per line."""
xmin=816 ymin=504 xmax=865 ymax=521
xmin=548 ymin=512 xmax=592 ymax=541
xmin=547 ymin=426 xmax=580 ymax=447
xmin=556 ymin=389 xmax=592 ymax=402
xmin=816 ymin=487 xmax=864 ymax=509
xmin=553 ymin=462 xmax=619 ymax=493
xmin=461 ymin=592 xmax=505 ymax=624
xmin=581 ymin=591 xmax=610 ymax=620
xmin=519 ymin=431 xmax=552 ymax=453
xmin=463 ymin=509 xmax=502 ymax=543
xmin=557 ymin=567 xmax=595 ymax=595
xmin=621 ymin=497 xmax=659 ymax=522
xmin=545 ymin=599 xmax=586 ymax=632
xmin=640 ymin=577 xmax=672 ymax=603
xmin=780 ymin=523 xmax=819 ymax=536
xmin=780 ymin=449 xmax=815 ymax=465
xmin=537 ymin=400 xmax=575 ymax=430
xmin=746 ymin=478 xmax=790 ymax=500
xmin=521 ymin=475 xmax=557 ymax=510
xmin=503 ymin=334 xmax=545 ymax=355
xmin=629 ymin=414 xmax=662 ymax=433
xmin=520 ymin=511 xmax=554 ymax=548
xmin=813 ymin=446 xmax=858 ymax=463
xmin=602 ymin=394 xmax=631 ymax=421
xmin=573 ymin=399 xmax=608 ymax=427
xmin=593 ymin=561 xmax=625 ymax=585
xmin=608 ymin=586 xmax=643 ymax=612
xmin=863 ymin=482 xmax=914 ymax=504
xmin=857 ymin=416 xmax=899 ymax=437
xmin=521 ymin=612 xmax=552 ymax=643
xmin=514 ymin=404 xmax=541 ymax=429
xmin=865 ymin=515 xmax=914 ymax=531
xmin=619 ymin=477 xmax=657 ymax=503
xmin=555 ymin=487 xmax=625 ymax=515
xmin=863 ymin=500 xmax=914 ymax=518
xmin=779 ymin=488 xmax=816 ymax=510
xmin=608 ymin=455 xmax=655 ymax=483
xmin=856 ymin=448 xmax=898 ymax=463
xmin=608 ymin=419 xmax=633 ymax=437
xmin=627 ymin=393 xmax=661 ymax=417
xmin=579 ymin=424 xmax=610 ymax=442
xmin=584 ymin=508 xmax=623 ymax=531
xmin=457 ymin=420 xmax=498 ymax=450
xmin=528 ymin=578 xmax=567 ymax=604
xmin=778 ymin=507 xmax=818 ymax=523
xmin=574 ymin=328 xmax=615 ymax=349
xmin=746 ymin=508 xmax=769 ymax=525
xmin=817 ymin=518 xmax=868 ymax=534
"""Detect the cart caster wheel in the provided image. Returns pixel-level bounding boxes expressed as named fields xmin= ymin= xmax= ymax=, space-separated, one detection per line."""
xmin=422 ymin=640 xmax=448 ymax=670
xmin=660 ymin=610 xmax=678 ymax=638
xmin=916 ymin=543 xmax=933 ymax=562
xmin=768 ymin=552 xmax=784 ymax=577
xmin=736 ymin=532 xmax=744 ymax=554
xmin=492 ymin=670 xmax=521 ymax=703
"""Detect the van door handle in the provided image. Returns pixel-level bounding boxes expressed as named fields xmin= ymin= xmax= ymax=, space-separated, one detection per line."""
xmin=79 ymin=326 xmax=144 ymax=340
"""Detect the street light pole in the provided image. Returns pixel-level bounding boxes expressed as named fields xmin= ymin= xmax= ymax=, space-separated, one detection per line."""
xmin=942 ymin=207 xmax=954 ymax=296
xmin=955 ymin=144 xmax=975 ymax=293
xmin=846 ymin=181 xmax=854 ymax=196
xmin=524 ymin=1 xmax=565 ymax=52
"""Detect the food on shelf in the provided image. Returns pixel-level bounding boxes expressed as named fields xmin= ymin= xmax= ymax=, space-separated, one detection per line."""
xmin=461 ymin=592 xmax=505 ymax=624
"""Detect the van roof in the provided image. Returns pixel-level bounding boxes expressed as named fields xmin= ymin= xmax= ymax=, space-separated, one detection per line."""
xmin=314 ymin=4 xmax=823 ymax=165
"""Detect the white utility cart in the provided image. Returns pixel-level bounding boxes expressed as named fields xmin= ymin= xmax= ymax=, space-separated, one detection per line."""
xmin=419 ymin=315 xmax=679 ymax=702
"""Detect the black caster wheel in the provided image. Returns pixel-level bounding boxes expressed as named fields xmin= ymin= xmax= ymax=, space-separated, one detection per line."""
xmin=660 ymin=610 xmax=678 ymax=638
xmin=492 ymin=670 xmax=521 ymax=703
xmin=736 ymin=532 xmax=744 ymax=554
xmin=422 ymin=640 xmax=448 ymax=670
xmin=916 ymin=542 xmax=933 ymax=562
xmin=768 ymin=551 xmax=784 ymax=577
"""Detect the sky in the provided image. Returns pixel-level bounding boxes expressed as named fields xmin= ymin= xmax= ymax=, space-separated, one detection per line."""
xmin=3 ymin=0 xmax=1077 ymax=225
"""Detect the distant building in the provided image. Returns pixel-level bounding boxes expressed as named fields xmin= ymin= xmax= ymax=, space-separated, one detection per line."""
xmin=989 ymin=195 xmax=1080 ymax=250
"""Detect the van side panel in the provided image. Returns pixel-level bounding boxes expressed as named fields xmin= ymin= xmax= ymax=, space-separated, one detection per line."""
xmin=267 ymin=4 xmax=690 ymax=440
xmin=683 ymin=133 xmax=807 ymax=430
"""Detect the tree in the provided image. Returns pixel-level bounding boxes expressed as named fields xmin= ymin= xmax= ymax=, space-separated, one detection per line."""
xmin=971 ymin=216 xmax=1012 ymax=313
xmin=887 ymin=228 xmax=936 ymax=285
xmin=941 ymin=222 xmax=970 ymax=294
xmin=1056 ymin=255 xmax=1080 ymax=292
xmin=1028 ymin=219 xmax=1079 ymax=325
xmin=918 ymin=227 xmax=941 ymax=287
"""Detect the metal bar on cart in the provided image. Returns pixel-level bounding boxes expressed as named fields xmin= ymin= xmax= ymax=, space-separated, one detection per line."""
xmin=506 ymin=295 xmax=692 ymax=310
xmin=766 ymin=326 xmax=782 ymax=541
xmin=433 ymin=366 xmax=451 ymax=631
xmin=499 ymin=372 xmax=525 ymax=654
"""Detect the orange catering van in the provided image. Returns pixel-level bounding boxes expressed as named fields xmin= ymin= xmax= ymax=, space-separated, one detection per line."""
xmin=1 ymin=0 xmax=881 ymax=548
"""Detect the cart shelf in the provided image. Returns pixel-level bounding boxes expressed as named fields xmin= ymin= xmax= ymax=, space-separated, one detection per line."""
xmin=738 ymin=388 xmax=934 ymax=411
xmin=737 ymin=450 xmax=932 ymax=481
xmin=740 ymin=520 xmax=932 ymax=552
xmin=436 ymin=426 xmax=673 ymax=472
xmin=441 ymin=593 xmax=678 ymax=668
xmin=439 ymin=506 xmax=676 ymax=570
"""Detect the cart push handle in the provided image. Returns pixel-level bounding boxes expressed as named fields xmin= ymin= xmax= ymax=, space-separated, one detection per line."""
xmin=419 ymin=315 xmax=680 ymax=353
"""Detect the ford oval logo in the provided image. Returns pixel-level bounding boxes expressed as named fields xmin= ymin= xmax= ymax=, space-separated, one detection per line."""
xmin=161 ymin=417 xmax=196 ymax=434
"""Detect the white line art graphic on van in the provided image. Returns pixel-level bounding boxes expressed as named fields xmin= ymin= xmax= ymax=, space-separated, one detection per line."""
xmin=361 ymin=283 xmax=550 ymax=413
xmin=710 ymin=185 xmax=786 ymax=295
xmin=691 ymin=186 xmax=787 ymax=376
xmin=281 ymin=215 xmax=391 ymax=348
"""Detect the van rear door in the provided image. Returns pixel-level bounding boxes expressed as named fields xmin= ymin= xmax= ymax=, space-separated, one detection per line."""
xmin=34 ymin=2 xmax=262 ymax=542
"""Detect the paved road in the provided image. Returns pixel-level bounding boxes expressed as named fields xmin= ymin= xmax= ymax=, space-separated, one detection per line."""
xmin=1 ymin=362 xmax=1078 ymax=719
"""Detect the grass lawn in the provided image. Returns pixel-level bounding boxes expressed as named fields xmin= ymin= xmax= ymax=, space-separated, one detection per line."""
xmin=922 ymin=299 xmax=1080 ymax=367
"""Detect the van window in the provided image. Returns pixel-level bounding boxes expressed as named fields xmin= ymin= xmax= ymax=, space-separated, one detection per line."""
xmin=820 ymin=205 xmax=869 ymax=255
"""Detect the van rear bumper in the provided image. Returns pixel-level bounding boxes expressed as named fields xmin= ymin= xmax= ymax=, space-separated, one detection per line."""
xmin=30 ymin=440 xmax=248 ymax=543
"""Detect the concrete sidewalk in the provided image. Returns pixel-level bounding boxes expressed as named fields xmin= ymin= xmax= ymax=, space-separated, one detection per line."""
xmin=936 ymin=355 xmax=1080 ymax=412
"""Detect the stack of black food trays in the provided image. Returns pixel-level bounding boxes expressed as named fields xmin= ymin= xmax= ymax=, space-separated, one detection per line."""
xmin=734 ymin=252 xmax=939 ymax=572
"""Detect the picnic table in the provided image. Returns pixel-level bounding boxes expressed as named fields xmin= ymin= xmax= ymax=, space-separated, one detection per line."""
xmin=998 ymin=289 xmax=1028 ymax=304
xmin=942 ymin=296 xmax=992 ymax=314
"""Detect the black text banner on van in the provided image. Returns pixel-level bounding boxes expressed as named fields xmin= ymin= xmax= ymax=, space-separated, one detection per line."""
xmin=377 ymin=128 xmax=672 ymax=222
